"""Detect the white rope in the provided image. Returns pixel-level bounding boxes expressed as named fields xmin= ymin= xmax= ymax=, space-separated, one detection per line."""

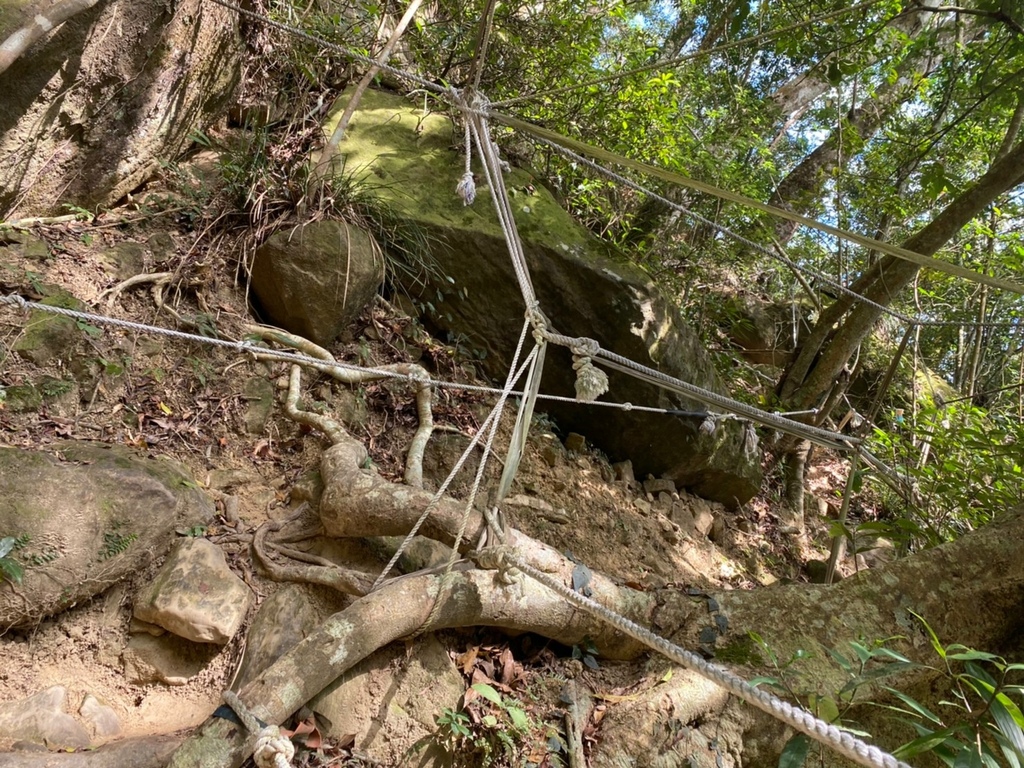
xmin=455 ymin=118 xmax=476 ymax=205
xmin=222 ymin=691 xmax=295 ymax=768
xmin=503 ymin=554 xmax=912 ymax=768
xmin=370 ymin=317 xmax=536 ymax=591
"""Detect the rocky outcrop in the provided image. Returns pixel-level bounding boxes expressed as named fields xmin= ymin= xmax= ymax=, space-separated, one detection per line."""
xmin=0 ymin=0 xmax=240 ymax=217
xmin=250 ymin=220 xmax=384 ymax=346
xmin=326 ymin=88 xmax=762 ymax=506
xmin=0 ymin=441 xmax=214 ymax=629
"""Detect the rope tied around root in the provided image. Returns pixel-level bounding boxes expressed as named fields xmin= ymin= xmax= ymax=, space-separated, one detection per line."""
xmin=222 ymin=690 xmax=295 ymax=768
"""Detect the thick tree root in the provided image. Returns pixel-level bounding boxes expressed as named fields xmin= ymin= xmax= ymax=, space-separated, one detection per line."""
xmin=167 ymin=563 xmax=665 ymax=768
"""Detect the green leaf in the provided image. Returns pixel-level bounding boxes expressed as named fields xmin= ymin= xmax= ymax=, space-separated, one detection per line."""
xmin=990 ymin=695 xmax=1024 ymax=756
xmin=779 ymin=733 xmax=810 ymax=768
xmin=953 ymin=744 xmax=984 ymax=768
xmin=471 ymin=683 xmax=503 ymax=705
xmin=883 ymin=686 xmax=942 ymax=725
xmin=911 ymin=611 xmax=946 ymax=660
xmin=508 ymin=707 xmax=529 ymax=731
xmin=0 ymin=557 xmax=24 ymax=584
xmin=816 ymin=696 xmax=840 ymax=724
xmin=895 ymin=728 xmax=958 ymax=759
xmin=749 ymin=676 xmax=784 ymax=689
xmin=482 ymin=714 xmax=498 ymax=727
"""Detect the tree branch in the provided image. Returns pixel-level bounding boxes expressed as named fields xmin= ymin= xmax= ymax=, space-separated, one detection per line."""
xmin=0 ymin=0 xmax=103 ymax=76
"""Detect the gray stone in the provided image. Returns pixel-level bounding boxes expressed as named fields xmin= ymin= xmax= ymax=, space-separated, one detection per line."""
xmin=3 ymin=382 xmax=41 ymax=412
xmin=99 ymin=242 xmax=145 ymax=280
xmin=310 ymin=634 xmax=464 ymax=761
xmin=206 ymin=467 xmax=257 ymax=490
xmin=0 ymin=441 xmax=213 ymax=630
xmin=335 ymin=389 xmax=370 ymax=428
xmin=331 ymin=87 xmax=763 ymax=507
xmin=233 ymin=585 xmax=318 ymax=691
xmin=694 ymin=508 xmax=715 ymax=537
xmin=643 ymin=477 xmax=677 ymax=496
xmin=250 ymin=221 xmax=384 ymax=346
xmin=670 ymin=502 xmax=696 ymax=537
xmin=564 ymin=432 xmax=587 ymax=453
xmin=13 ymin=292 xmax=85 ymax=365
xmin=0 ymin=686 xmax=90 ymax=749
xmin=133 ymin=537 xmax=251 ymax=645
xmin=79 ymin=694 xmax=122 ymax=739
xmin=242 ymin=376 xmax=275 ymax=435
xmin=122 ymin=632 xmax=219 ymax=685
xmin=611 ymin=460 xmax=635 ymax=484
xmin=655 ymin=491 xmax=673 ymax=509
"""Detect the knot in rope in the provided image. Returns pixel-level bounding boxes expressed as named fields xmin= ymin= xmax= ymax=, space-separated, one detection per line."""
xmin=570 ymin=338 xmax=608 ymax=402
xmin=1 ymin=293 xmax=28 ymax=310
xmin=525 ymin=304 xmax=551 ymax=344
xmin=699 ymin=414 xmax=717 ymax=436
xmin=456 ymin=171 xmax=476 ymax=205
xmin=254 ymin=726 xmax=296 ymax=768
xmin=222 ymin=690 xmax=294 ymax=768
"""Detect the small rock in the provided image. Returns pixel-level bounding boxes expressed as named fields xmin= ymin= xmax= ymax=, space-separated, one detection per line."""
xmin=655 ymin=491 xmax=673 ymax=509
xmin=0 ymin=686 xmax=91 ymax=749
xmin=633 ymin=498 xmax=652 ymax=516
xmin=122 ymin=632 xmax=219 ymax=685
xmin=99 ymin=242 xmax=145 ymax=280
xmin=242 ymin=377 xmax=276 ymax=435
xmin=133 ymin=538 xmax=252 ymax=644
xmin=643 ymin=477 xmax=676 ymax=496
xmin=564 ymin=432 xmax=586 ymax=453
xmin=709 ymin=516 xmax=726 ymax=544
xmin=129 ymin=617 xmax=166 ymax=636
xmin=611 ymin=460 xmax=635 ymax=484
xmin=670 ymin=502 xmax=696 ymax=536
xmin=335 ymin=389 xmax=369 ymax=428
xmin=206 ymin=467 xmax=257 ymax=490
xmin=540 ymin=443 xmax=562 ymax=467
xmin=79 ymin=694 xmax=122 ymax=739
xmin=658 ymin=516 xmax=681 ymax=544
xmin=693 ymin=509 xmax=715 ymax=537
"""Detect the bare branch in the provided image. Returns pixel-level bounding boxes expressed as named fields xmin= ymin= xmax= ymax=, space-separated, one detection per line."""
xmin=0 ymin=0 xmax=103 ymax=76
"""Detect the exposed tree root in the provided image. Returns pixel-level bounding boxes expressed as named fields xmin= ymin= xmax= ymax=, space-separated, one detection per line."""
xmin=98 ymin=272 xmax=173 ymax=309
xmin=245 ymin=323 xmax=434 ymax=487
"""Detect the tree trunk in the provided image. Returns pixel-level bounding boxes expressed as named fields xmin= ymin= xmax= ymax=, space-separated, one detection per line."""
xmin=780 ymin=138 xmax=1024 ymax=410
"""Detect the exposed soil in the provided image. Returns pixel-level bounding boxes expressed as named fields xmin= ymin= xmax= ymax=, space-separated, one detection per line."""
xmin=0 ymin=165 xmax=856 ymax=763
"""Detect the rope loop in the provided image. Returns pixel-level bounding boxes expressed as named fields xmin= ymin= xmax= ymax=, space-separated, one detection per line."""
xmin=1 ymin=293 xmax=28 ymax=310
xmin=699 ymin=414 xmax=717 ymax=436
xmin=253 ymin=725 xmax=296 ymax=768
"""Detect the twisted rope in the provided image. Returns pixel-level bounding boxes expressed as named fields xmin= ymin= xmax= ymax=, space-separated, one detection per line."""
xmin=504 ymin=555 xmax=912 ymax=768
xmin=222 ymin=691 xmax=294 ymax=768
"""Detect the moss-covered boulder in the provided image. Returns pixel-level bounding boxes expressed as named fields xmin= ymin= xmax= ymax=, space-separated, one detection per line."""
xmin=326 ymin=88 xmax=761 ymax=506
xmin=0 ymin=441 xmax=213 ymax=629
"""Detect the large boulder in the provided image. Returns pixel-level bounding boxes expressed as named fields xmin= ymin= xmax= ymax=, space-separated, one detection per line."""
xmin=0 ymin=441 xmax=214 ymax=629
xmin=250 ymin=220 xmax=384 ymax=346
xmin=0 ymin=0 xmax=240 ymax=217
xmin=326 ymin=88 xmax=762 ymax=506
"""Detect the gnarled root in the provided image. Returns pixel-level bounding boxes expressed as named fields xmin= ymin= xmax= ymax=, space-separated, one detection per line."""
xmin=244 ymin=323 xmax=433 ymax=487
